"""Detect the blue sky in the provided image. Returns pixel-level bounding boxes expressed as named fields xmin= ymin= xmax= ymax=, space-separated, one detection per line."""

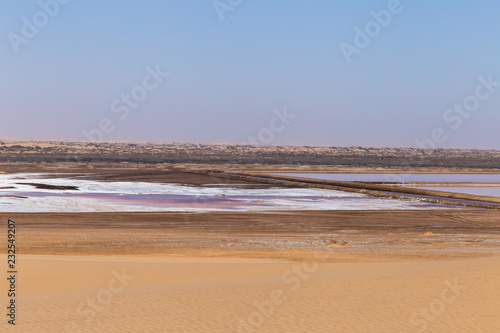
xmin=1 ymin=0 xmax=499 ymax=148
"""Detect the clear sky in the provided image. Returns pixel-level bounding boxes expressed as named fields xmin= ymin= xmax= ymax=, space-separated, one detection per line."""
xmin=1 ymin=0 xmax=499 ymax=148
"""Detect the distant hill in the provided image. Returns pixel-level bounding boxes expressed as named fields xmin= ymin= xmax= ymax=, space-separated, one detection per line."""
xmin=0 ymin=140 xmax=499 ymax=169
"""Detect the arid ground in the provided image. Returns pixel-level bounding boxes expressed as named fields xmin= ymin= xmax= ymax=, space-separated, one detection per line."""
xmin=1 ymin=142 xmax=499 ymax=332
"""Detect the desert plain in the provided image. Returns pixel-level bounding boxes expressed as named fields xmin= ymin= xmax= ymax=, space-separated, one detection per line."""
xmin=1 ymin=142 xmax=500 ymax=332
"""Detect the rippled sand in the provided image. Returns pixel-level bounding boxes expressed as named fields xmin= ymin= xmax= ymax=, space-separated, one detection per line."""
xmin=2 ymin=255 xmax=499 ymax=332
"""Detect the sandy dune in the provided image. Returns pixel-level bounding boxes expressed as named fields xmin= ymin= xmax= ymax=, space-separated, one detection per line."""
xmin=0 ymin=255 xmax=499 ymax=332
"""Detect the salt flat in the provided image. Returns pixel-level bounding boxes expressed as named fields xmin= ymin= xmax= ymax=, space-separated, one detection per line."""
xmin=0 ymin=173 xmax=455 ymax=212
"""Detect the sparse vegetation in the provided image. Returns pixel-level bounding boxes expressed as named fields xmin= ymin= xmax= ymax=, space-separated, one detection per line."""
xmin=0 ymin=140 xmax=499 ymax=169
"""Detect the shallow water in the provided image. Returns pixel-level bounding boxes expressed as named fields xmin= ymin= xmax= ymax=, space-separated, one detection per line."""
xmin=415 ymin=187 xmax=500 ymax=197
xmin=274 ymin=173 xmax=500 ymax=183
xmin=0 ymin=173 xmax=458 ymax=212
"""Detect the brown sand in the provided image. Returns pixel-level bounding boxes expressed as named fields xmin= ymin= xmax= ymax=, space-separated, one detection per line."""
xmin=3 ymin=210 xmax=500 ymax=260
